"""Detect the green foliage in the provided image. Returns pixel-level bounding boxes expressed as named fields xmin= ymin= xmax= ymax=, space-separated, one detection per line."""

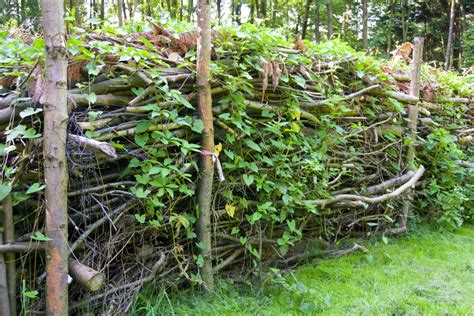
xmin=418 ymin=128 xmax=471 ymax=228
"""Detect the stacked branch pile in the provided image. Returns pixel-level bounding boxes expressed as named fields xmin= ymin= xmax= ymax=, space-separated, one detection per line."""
xmin=0 ymin=24 xmax=472 ymax=314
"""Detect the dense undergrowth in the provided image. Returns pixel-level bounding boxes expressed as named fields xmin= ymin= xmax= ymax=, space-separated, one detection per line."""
xmin=129 ymin=224 xmax=474 ymax=315
xmin=0 ymin=19 xmax=472 ymax=313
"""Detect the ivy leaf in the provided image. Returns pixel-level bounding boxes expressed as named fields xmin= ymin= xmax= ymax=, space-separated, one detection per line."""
xmin=243 ymin=174 xmax=254 ymax=186
xmin=0 ymin=183 xmax=12 ymax=201
xmin=244 ymin=139 xmax=261 ymax=152
xmin=19 ymin=107 xmax=42 ymax=118
xmin=26 ymin=183 xmax=46 ymax=194
xmin=85 ymin=92 xmax=97 ymax=104
xmin=135 ymin=214 xmax=146 ymax=224
xmin=86 ymin=61 xmax=100 ymax=76
xmin=239 ymin=236 xmax=248 ymax=245
xmin=191 ymin=119 xmax=204 ymax=134
xmin=31 ymin=231 xmax=52 ymax=241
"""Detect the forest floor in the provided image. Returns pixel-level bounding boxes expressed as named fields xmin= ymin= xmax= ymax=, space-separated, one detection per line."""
xmin=130 ymin=225 xmax=474 ymax=315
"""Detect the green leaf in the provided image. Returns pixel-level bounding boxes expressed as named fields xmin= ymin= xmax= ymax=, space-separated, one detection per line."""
xmin=135 ymin=214 xmax=146 ymax=224
xmin=131 ymin=187 xmax=151 ymax=199
xmin=135 ymin=122 xmax=152 ymax=134
xmin=134 ymin=133 xmax=149 ymax=147
xmin=85 ymin=92 xmax=97 ymax=104
xmin=31 ymin=231 xmax=52 ymax=241
xmin=0 ymin=183 xmax=12 ymax=201
xmin=23 ymin=290 xmax=39 ymax=299
xmin=191 ymin=119 xmax=204 ymax=134
xmin=19 ymin=107 xmax=42 ymax=118
xmin=170 ymin=91 xmax=194 ymax=109
xmin=244 ymin=139 xmax=261 ymax=152
xmin=26 ymin=183 xmax=46 ymax=194
xmin=239 ymin=236 xmax=248 ymax=245
xmin=243 ymin=174 xmax=254 ymax=186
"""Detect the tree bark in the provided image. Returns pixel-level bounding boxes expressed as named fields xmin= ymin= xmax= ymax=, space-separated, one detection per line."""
xmin=402 ymin=37 xmax=423 ymax=229
xmin=362 ymin=0 xmax=368 ymax=50
xmin=314 ymin=0 xmax=320 ymax=42
xmin=302 ymin=0 xmax=311 ymax=39
xmin=0 ymin=197 xmax=11 ymax=316
xmin=326 ymin=0 xmax=333 ymax=39
xmin=40 ymin=0 xmax=70 ymax=314
xmin=386 ymin=0 xmax=393 ymax=58
xmin=401 ymin=0 xmax=408 ymax=42
xmin=407 ymin=37 xmax=423 ymax=166
xmin=445 ymin=0 xmax=456 ymax=70
xmin=196 ymin=0 xmax=215 ymax=292
xmin=3 ymin=194 xmax=16 ymax=316
xmin=118 ymin=0 xmax=124 ymax=26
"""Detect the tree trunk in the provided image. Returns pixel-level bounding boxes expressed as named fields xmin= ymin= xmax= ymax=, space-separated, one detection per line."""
xmin=40 ymin=0 xmax=69 ymax=314
xmin=401 ymin=0 xmax=408 ymax=42
xmin=302 ymin=0 xmax=311 ymax=39
xmin=445 ymin=0 xmax=456 ymax=70
xmin=188 ymin=0 xmax=193 ymax=21
xmin=171 ymin=0 xmax=177 ymax=18
xmin=0 ymin=195 xmax=11 ymax=316
xmin=3 ymin=194 xmax=16 ymax=316
xmin=326 ymin=0 xmax=333 ymax=39
xmin=261 ymin=0 xmax=267 ymax=19
xmin=100 ymin=0 xmax=105 ymax=20
xmin=118 ymin=0 xmax=124 ymax=26
xmin=314 ymin=0 xmax=320 ymax=42
xmin=217 ymin=0 xmax=222 ymax=21
xmin=272 ymin=0 xmax=277 ymax=24
xmin=362 ymin=0 xmax=368 ymax=50
xmin=386 ymin=0 xmax=393 ymax=58
xmin=196 ymin=0 xmax=215 ymax=292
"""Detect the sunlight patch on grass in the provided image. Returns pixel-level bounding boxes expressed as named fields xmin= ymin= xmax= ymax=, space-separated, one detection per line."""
xmin=129 ymin=225 xmax=474 ymax=315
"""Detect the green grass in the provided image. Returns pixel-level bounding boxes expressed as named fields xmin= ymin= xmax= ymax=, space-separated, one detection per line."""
xmin=129 ymin=225 xmax=474 ymax=315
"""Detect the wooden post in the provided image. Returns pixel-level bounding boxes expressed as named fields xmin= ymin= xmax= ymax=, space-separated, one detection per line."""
xmin=0 ymin=203 xmax=12 ymax=316
xmin=407 ymin=37 xmax=424 ymax=168
xmin=40 ymin=0 xmax=70 ymax=314
xmin=196 ymin=0 xmax=215 ymax=292
xmin=3 ymin=194 xmax=17 ymax=316
xmin=402 ymin=37 xmax=424 ymax=228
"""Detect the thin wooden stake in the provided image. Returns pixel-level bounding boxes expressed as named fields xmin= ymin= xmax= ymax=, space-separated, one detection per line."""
xmin=196 ymin=0 xmax=215 ymax=292
xmin=40 ymin=0 xmax=70 ymax=314
xmin=3 ymin=194 xmax=17 ymax=316
xmin=0 ymin=203 xmax=12 ymax=316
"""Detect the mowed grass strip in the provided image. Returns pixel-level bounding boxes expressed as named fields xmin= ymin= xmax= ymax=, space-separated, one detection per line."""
xmin=130 ymin=225 xmax=474 ymax=315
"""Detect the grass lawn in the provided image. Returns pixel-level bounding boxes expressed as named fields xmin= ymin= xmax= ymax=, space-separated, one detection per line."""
xmin=129 ymin=225 xmax=474 ymax=315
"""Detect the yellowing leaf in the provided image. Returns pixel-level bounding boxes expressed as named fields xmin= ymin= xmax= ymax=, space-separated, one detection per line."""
xmin=291 ymin=121 xmax=301 ymax=132
xmin=214 ymin=143 xmax=223 ymax=156
xmin=225 ymin=203 xmax=236 ymax=218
